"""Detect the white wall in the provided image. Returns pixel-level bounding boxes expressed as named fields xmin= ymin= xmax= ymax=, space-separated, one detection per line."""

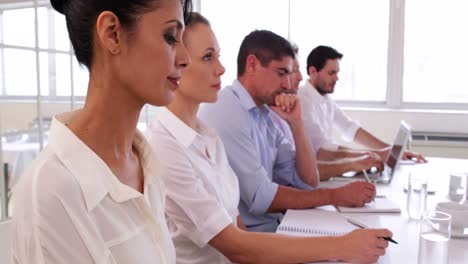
xmin=0 ymin=101 xmax=159 ymax=131
xmin=0 ymin=101 xmax=79 ymax=131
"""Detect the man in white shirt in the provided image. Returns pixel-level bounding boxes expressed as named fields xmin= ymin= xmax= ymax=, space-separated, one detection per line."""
xmin=299 ymin=45 xmax=426 ymax=180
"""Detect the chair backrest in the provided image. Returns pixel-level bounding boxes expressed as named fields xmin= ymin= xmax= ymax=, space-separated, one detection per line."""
xmin=0 ymin=219 xmax=12 ymax=264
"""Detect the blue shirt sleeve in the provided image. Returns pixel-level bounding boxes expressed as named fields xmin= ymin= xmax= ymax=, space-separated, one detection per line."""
xmin=271 ymin=119 xmax=313 ymax=190
xmin=199 ymin=94 xmax=279 ymax=216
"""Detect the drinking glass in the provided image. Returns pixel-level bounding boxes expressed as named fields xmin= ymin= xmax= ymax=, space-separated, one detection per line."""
xmin=406 ymin=173 xmax=428 ymax=220
xmin=417 ymin=210 xmax=451 ymax=264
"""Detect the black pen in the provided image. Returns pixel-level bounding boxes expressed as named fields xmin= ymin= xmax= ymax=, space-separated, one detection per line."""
xmin=346 ymin=217 xmax=398 ymax=244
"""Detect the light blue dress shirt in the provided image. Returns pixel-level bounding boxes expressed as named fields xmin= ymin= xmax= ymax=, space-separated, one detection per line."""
xmin=198 ymin=80 xmax=312 ymax=232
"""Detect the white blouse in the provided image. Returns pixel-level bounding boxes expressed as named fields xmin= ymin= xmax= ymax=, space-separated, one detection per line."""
xmin=147 ymin=107 xmax=240 ymax=264
xmin=11 ymin=110 xmax=175 ymax=264
xmin=298 ymin=80 xmax=361 ymax=154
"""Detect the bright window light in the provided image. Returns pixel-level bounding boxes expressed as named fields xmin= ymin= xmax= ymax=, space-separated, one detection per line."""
xmin=0 ymin=51 xmax=3 ymax=95
xmin=56 ymin=53 xmax=71 ymax=96
xmin=3 ymin=8 xmax=35 ymax=48
xmin=5 ymin=49 xmax=40 ymax=95
xmin=201 ymin=0 xmax=289 ymax=86
xmin=72 ymin=58 xmax=89 ymax=97
xmin=38 ymin=7 xmax=48 ymax=49
xmin=403 ymin=0 xmax=468 ymax=103
xmin=39 ymin=52 xmax=49 ymax=96
xmin=290 ymin=0 xmax=389 ymax=101
xmin=54 ymin=12 xmax=70 ymax=51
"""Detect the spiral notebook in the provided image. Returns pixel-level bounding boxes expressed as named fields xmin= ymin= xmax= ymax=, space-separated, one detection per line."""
xmin=276 ymin=209 xmax=356 ymax=237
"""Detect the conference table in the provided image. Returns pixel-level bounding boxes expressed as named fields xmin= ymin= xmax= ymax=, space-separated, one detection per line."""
xmin=278 ymin=157 xmax=468 ymax=264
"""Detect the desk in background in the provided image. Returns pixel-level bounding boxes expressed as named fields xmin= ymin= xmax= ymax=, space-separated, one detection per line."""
xmin=1 ymin=141 xmax=40 ymax=219
xmin=2 ymin=141 xmax=40 ymax=188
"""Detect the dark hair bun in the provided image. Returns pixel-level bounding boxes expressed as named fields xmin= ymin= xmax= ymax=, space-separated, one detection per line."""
xmin=50 ymin=0 xmax=65 ymax=14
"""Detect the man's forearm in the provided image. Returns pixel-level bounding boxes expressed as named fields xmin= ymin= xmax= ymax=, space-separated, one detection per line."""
xmin=317 ymin=159 xmax=356 ymax=180
xmin=317 ymin=147 xmax=368 ymax=161
xmin=289 ymin=121 xmax=319 ymax=187
xmin=354 ymin=128 xmax=389 ymax=149
xmin=267 ymin=185 xmax=337 ymax=213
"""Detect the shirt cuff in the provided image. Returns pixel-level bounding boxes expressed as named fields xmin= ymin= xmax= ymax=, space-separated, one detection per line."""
xmin=290 ymin=173 xmax=315 ymax=190
xmin=186 ymin=208 xmax=233 ymax=248
xmin=341 ymin=122 xmax=361 ymax=142
xmin=249 ymin=181 xmax=279 ymax=215
xmin=319 ymin=142 xmax=340 ymax=152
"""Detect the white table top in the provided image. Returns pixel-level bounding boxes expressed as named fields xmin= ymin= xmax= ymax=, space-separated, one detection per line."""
xmin=382 ymin=157 xmax=468 ymax=264
xmin=280 ymin=157 xmax=468 ymax=264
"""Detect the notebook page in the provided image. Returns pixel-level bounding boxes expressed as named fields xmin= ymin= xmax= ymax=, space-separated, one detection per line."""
xmin=336 ymin=197 xmax=401 ymax=213
xmin=276 ymin=209 xmax=356 ymax=237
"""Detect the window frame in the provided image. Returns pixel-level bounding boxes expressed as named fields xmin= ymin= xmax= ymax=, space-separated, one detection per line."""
xmin=0 ymin=1 xmax=85 ymax=102
xmin=1 ymin=0 xmax=468 ymax=110
xmin=199 ymin=0 xmax=468 ymax=111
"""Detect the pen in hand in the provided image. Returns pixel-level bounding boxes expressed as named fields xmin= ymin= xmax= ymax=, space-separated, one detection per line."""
xmin=346 ymin=217 xmax=398 ymax=244
xmin=362 ymin=170 xmax=375 ymax=203
xmin=362 ymin=169 xmax=371 ymax=182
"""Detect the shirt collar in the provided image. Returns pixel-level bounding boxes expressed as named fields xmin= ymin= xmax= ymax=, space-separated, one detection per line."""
xmin=155 ymin=107 xmax=217 ymax=149
xmin=231 ymin=79 xmax=271 ymax=118
xmin=156 ymin=107 xmax=197 ymax=148
xmin=304 ymin=80 xmax=328 ymax=103
xmin=48 ymin=110 xmax=157 ymax=211
xmin=231 ymin=79 xmax=257 ymax=112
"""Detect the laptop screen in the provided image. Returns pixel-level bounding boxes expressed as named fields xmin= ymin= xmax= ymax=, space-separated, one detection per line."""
xmin=386 ymin=121 xmax=411 ymax=171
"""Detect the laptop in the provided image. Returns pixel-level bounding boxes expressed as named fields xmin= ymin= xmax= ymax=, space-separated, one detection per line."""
xmin=334 ymin=120 xmax=412 ymax=184
xmin=372 ymin=120 xmax=412 ymax=183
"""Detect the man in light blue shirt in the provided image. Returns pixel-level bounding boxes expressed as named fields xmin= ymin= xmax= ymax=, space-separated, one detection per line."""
xmin=199 ymin=30 xmax=376 ymax=232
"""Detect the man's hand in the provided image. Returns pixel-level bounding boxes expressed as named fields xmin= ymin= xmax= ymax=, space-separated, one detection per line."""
xmin=374 ymin=147 xmax=391 ymax=161
xmin=270 ymin=93 xmax=302 ymax=124
xmin=374 ymin=147 xmax=427 ymax=163
xmin=351 ymin=153 xmax=384 ymax=172
xmin=402 ymin=150 xmax=427 ymax=163
xmin=333 ymin=181 xmax=376 ymax=207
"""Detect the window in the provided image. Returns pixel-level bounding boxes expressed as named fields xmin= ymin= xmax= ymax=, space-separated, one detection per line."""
xmin=72 ymin=58 xmax=89 ymax=96
xmin=199 ymin=0 xmax=467 ymax=110
xmin=200 ymin=0 xmax=289 ymax=85
xmin=3 ymin=8 xmax=36 ymax=48
xmin=37 ymin=7 xmax=70 ymax=51
xmin=290 ymin=0 xmax=389 ymax=102
xmin=55 ymin=53 xmax=71 ymax=96
xmin=403 ymin=0 xmax=468 ymax=104
xmin=0 ymin=4 xmax=86 ymax=98
xmin=1 ymin=1 xmax=467 ymax=109
xmin=0 ymin=48 xmax=4 ymax=95
xmin=4 ymin=49 xmax=45 ymax=96
xmin=200 ymin=0 xmax=389 ymax=102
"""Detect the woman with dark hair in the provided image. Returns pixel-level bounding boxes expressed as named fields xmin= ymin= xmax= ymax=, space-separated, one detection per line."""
xmin=147 ymin=12 xmax=391 ymax=264
xmin=11 ymin=0 xmax=191 ymax=263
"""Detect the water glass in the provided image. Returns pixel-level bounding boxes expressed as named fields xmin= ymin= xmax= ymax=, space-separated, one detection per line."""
xmin=406 ymin=173 xmax=428 ymax=220
xmin=418 ymin=210 xmax=451 ymax=264
xmin=449 ymin=173 xmax=466 ymax=202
